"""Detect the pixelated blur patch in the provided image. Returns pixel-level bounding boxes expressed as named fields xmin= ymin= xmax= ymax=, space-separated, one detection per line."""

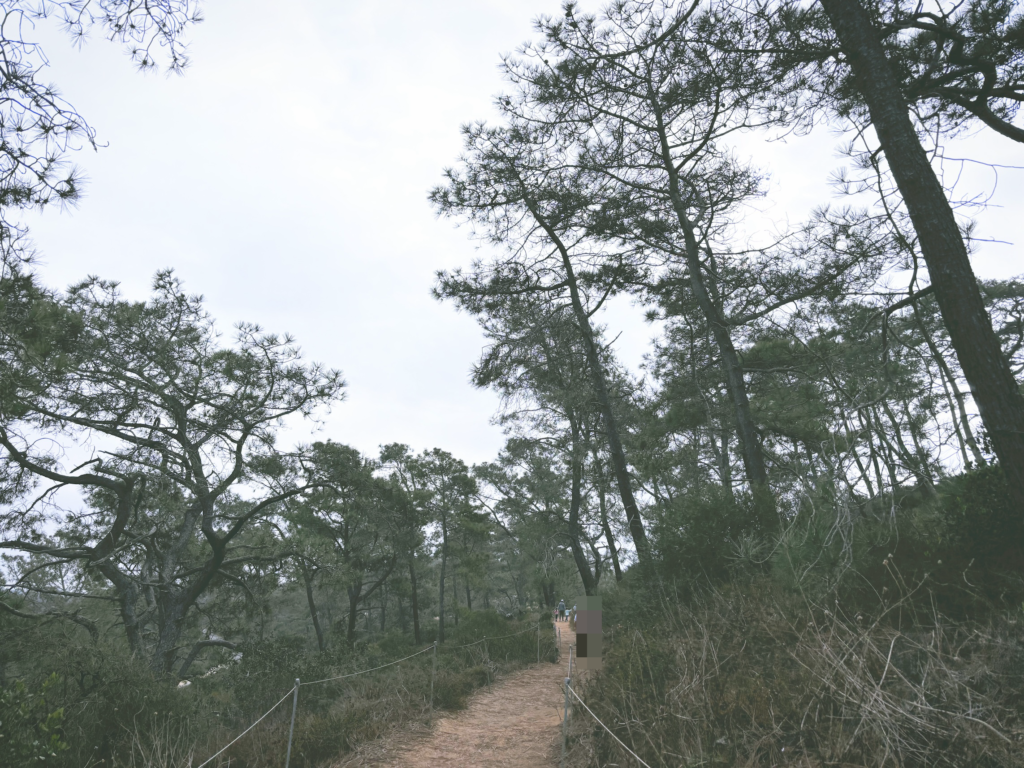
xmin=576 ymin=595 xmax=603 ymax=670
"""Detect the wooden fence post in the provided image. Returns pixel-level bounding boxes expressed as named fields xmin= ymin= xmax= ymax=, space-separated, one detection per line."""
xmin=560 ymin=676 xmax=571 ymax=768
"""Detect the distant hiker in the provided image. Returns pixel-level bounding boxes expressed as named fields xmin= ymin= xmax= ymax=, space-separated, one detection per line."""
xmin=557 ymin=598 xmax=566 ymax=621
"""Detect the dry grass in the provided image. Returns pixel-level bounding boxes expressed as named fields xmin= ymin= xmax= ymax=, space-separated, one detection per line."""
xmin=564 ymin=579 xmax=1024 ymax=767
xmin=110 ymin=716 xmax=197 ymax=768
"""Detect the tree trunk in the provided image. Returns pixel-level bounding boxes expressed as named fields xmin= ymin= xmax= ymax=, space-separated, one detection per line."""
xmin=821 ymin=0 xmax=1024 ymax=513
xmin=881 ymin=399 xmax=937 ymax=497
xmin=451 ymin=568 xmax=459 ymax=627
xmin=397 ymin=595 xmax=408 ymax=634
xmin=465 ymin=581 xmax=472 ymax=610
xmin=408 ymin=557 xmax=421 ymax=644
xmin=567 ymin=419 xmax=598 ymax=595
xmin=648 ymin=92 xmax=773 ymax=511
xmin=857 ymin=409 xmax=890 ymax=497
xmin=540 ymin=578 xmax=554 ymax=608
xmin=587 ymin=436 xmax=623 ymax=582
xmin=300 ymin=563 xmax=326 ymax=654
xmin=599 ymin=484 xmax=623 ymax=582
xmin=914 ymin=305 xmax=987 ymax=467
xmin=541 ymin=226 xmax=651 ymax=561
xmin=865 ymin=407 xmax=901 ymax=492
xmin=178 ymin=639 xmax=238 ymax=679
xmin=840 ymin=411 xmax=877 ymax=503
xmin=438 ymin=520 xmax=448 ymax=642
xmin=152 ymin=595 xmax=187 ymax=674
xmin=346 ymin=579 xmax=363 ymax=645
xmin=901 ymin=400 xmax=939 ymax=491
xmin=104 ymin=568 xmax=144 ymax=658
xmin=686 ymin=256 xmax=768 ymax=492
xmin=506 ymin=560 xmax=524 ymax=609
xmin=718 ymin=425 xmax=734 ymax=494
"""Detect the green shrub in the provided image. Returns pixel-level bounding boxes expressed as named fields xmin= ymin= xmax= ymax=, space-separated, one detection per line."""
xmin=939 ymin=464 xmax=1023 ymax=572
xmin=653 ymin=486 xmax=773 ymax=588
xmin=432 ymin=665 xmax=489 ymax=711
xmin=0 ymin=674 xmax=68 ymax=768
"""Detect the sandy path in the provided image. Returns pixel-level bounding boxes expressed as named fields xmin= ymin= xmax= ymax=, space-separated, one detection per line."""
xmin=338 ymin=623 xmax=576 ymax=768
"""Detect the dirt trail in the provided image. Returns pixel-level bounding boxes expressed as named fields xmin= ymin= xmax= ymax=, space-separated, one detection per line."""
xmin=338 ymin=623 xmax=575 ymax=768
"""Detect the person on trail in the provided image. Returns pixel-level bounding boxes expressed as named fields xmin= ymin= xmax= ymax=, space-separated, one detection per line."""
xmin=557 ymin=598 xmax=566 ymax=621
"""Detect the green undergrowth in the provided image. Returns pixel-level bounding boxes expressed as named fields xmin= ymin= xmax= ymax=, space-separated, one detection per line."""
xmin=0 ymin=611 xmax=556 ymax=768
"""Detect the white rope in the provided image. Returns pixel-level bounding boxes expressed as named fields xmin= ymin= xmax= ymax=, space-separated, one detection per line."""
xmin=196 ymin=688 xmax=294 ymax=768
xmin=489 ymin=622 xmax=540 ymax=641
xmin=567 ymin=685 xmax=652 ymax=768
xmin=195 ymin=622 xmax=544 ymax=766
xmin=446 ymin=637 xmax=487 ymax=650
xmin=443 ymin=622 xmax=540 ymax=649
xmin=300 ymin=645 xmax=434 ymax=686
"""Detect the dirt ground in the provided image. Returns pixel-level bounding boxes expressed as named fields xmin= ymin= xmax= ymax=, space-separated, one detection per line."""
xmin=336 ymin=623 xmax=576 ymax=768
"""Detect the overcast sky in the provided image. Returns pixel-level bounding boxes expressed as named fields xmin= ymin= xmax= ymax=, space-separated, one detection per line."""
xmin=17 ymin=0 xmax=1024 ymax=466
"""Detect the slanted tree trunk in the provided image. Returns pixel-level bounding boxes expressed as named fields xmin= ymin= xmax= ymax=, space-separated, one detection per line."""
xmin=881 ymin=399 xmax=937 ymax=497
xmin=300 ymin=562 xmax=326 ymax=653
xmin=820 ymin=0 xmax=1024 ymax=512
xmin=864 ymin=407 xmax=901 ymax=492
xmin=567 ymin=419 xmax=598 ymax=595
xmin=913 ymin=305 xmax=987 ymax=467
xmin=586 ymin=432 xmax=623 ymax=582
xmin=533 ymin=217 xmax=651 ymax=561
xmin=651 ymin=96 xmax=773 ymax=512
xmin=178 ymin=639 xmax=237 ymax=679
xmin=599 ymin=486 xmax=623 ymax=583
xmin=840 ymin=412 xmax=877 ymax=504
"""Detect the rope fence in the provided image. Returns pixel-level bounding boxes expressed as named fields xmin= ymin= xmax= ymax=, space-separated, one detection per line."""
xmin=300 ymin=645 xmax=434 ymax=686
xmin=195 ymin=689 xmax=294 ymax=768
xmin=561 ymin=677 xmax=652 ymax=768
xmin=441 ymin=622 xmax=541 ymax=650
xmin=193 ymin=619 xmax=554 ymax=767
